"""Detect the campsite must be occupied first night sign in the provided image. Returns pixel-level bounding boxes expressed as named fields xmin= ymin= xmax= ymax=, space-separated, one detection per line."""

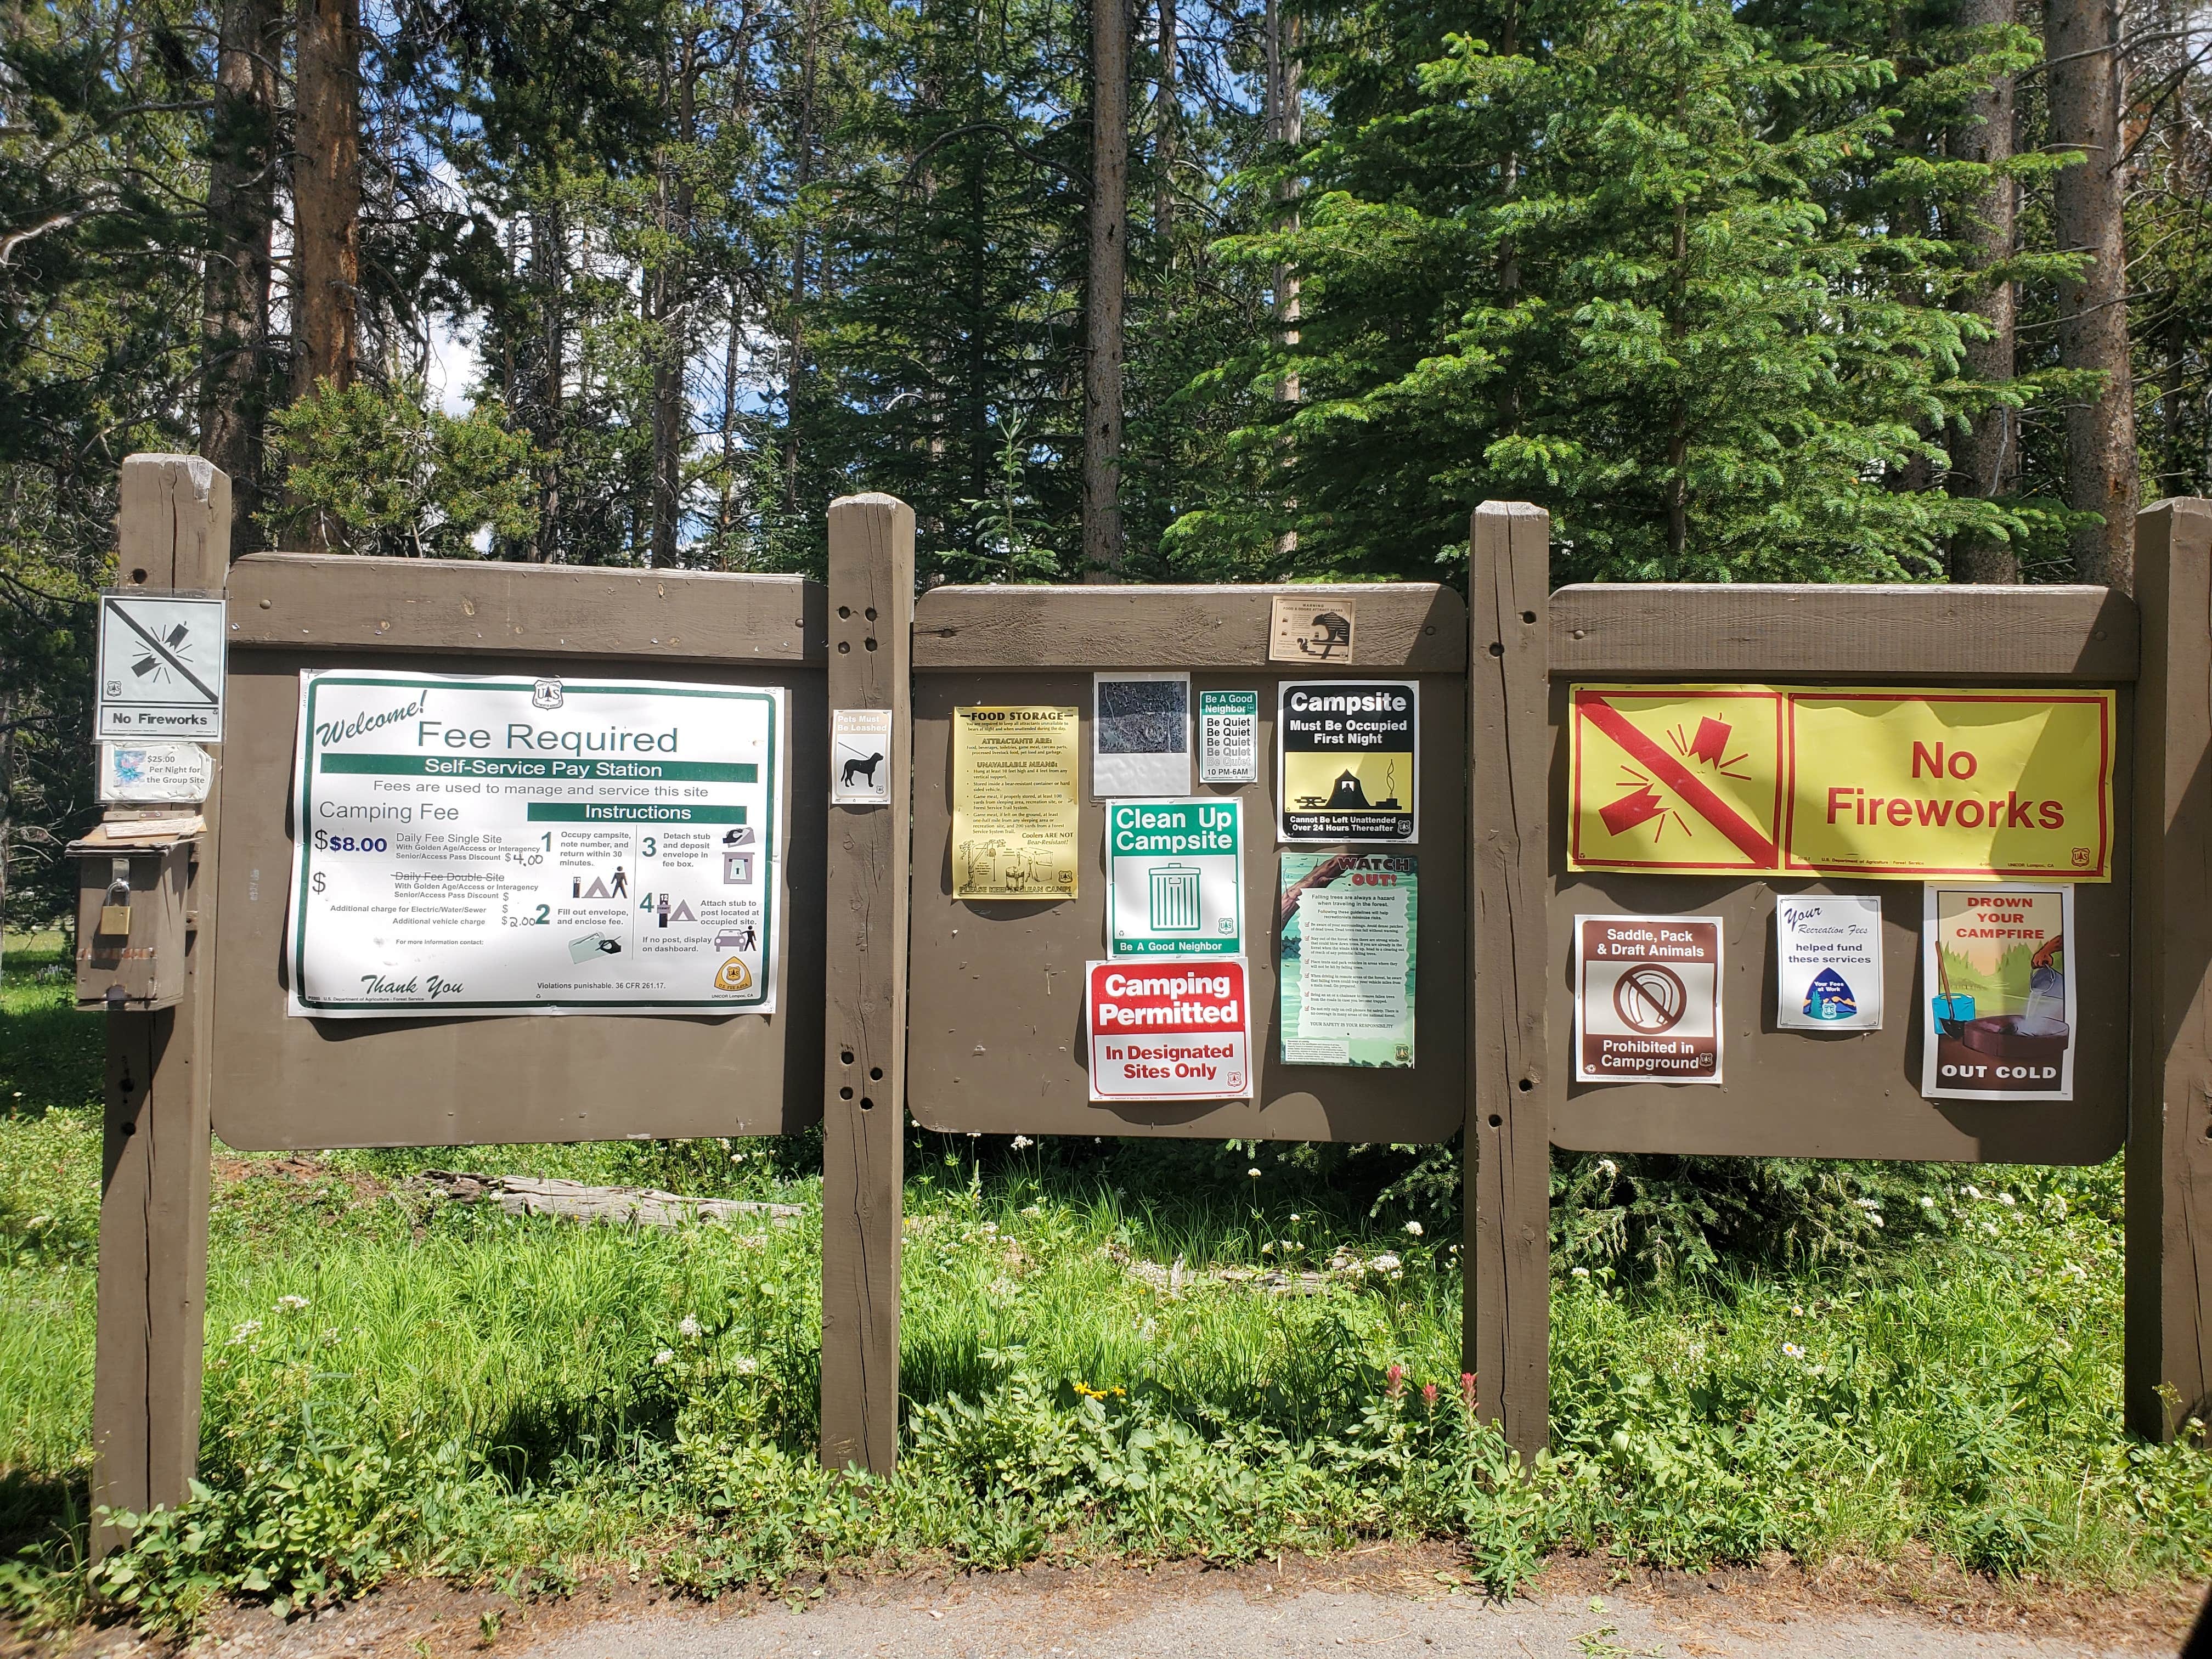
xmin=1567 ymin=685 xmax=2117 ymax=882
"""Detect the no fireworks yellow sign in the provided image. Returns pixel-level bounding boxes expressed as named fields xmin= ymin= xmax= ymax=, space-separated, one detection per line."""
xmin=1568 ymin=685 xmax=2115 ymax=882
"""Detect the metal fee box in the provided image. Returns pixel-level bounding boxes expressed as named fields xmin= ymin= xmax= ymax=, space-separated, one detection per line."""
xmin=69 ymin=816 xmax=200 ymax=1011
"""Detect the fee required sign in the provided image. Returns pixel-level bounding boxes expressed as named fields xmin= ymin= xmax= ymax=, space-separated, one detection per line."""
xmin=1568 ymin=684 xmax=2116 ymax=881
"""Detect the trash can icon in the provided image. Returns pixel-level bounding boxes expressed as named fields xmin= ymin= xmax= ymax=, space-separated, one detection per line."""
xmin=1147 ymin=864 xmax=1202 ymax=932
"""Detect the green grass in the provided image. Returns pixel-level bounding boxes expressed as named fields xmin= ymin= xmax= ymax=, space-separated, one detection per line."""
xmin=0 ymin=941 xmax=2206 ymax=1634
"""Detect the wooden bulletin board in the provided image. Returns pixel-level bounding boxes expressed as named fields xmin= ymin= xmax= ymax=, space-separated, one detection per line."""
xmin=903 ymin=585 xmax=1468 ymax=1142
xmin=208 ymin=553 xmax=829 ymax=1150
xmin=1542 ymin=587 xmax=2140 ymax=1165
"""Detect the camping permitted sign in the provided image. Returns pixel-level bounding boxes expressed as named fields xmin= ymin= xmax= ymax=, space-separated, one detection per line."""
xmin=287 ymin=670 xmax=783 ymax=1017
xmin=1086 ymin=957 xmax=1254 ymax=1101
xmin=1104 ymin=798 xmax=1243 ymax=956
xmin=95 ymin=593 xmax=227 ymax=740
xmin=1568 ymin=684 xmax=2115 ymax=881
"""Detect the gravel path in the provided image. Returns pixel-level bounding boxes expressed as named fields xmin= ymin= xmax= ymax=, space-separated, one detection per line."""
xmin=506 ymin=1564 xmax=2193 ymax=1659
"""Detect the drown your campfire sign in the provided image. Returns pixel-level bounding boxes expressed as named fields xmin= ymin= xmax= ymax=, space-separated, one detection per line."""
xmin=1567 ymin=685 xmax=2115 ymax=882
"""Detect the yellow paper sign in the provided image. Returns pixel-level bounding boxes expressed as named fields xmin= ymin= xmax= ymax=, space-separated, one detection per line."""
xmin=952 ymin=706 xmax=1080 ymax=900
xmin=1570 ymin=685 xmax=2114 ymax=881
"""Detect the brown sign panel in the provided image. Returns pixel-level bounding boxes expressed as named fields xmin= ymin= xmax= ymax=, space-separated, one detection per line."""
xmin=1544 ymin=680 xmax=2131 ymax=1165
xmin=906 ymin=664 xmax=1466 ymax=1143
xmin=209 ymin=557 xmax=827 ymax=1151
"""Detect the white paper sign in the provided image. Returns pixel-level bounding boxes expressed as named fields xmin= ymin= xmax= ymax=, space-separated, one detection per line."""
xmin=831 ymin=708 xmax=894 ymax=804
xmin=1093 ymin=672 xmax=1190 ymax=797
xmin=1775 ymin=895 xmax=1883 ymax=1030
xmin=286 ymin=670 xmax=783 ymax=1018
xmin=96 ymin=594 xmax=227 ymax=740
xmin=1198 ymin=690 xmax=1259 ymax=784
xmin=99 ymin=741 xmax=214 ymax=804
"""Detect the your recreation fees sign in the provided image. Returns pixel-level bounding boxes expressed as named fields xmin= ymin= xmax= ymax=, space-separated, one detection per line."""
xmin=288 ymin=671 xmax=784 ymax=1016
xmin=1568 ymin=685 xmax=2117 ymax=880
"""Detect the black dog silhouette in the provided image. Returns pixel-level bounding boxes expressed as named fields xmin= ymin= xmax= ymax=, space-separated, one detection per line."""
xmin=841 ymin=751 xmax=885 ymax=788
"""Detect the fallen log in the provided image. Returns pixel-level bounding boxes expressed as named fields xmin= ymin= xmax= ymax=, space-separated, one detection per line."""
xmin=400 ymin=1170 xmax=805 ymax=1230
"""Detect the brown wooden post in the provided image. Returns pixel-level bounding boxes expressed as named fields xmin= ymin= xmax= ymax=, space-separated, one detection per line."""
xmin=819 ymin=493 xmax=915 ymax=1472
xmin=91 ymin=455 xmax=229 ymax=1555
xmin=2128 ymin=496 xmax=2212 ymax=1441
xmin=1466 ymin=500 xmax=1551 ymax=1458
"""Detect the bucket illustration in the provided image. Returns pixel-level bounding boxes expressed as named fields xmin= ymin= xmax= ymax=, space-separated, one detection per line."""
xmin=1147 ymin=864 xmax=1202 ymax=932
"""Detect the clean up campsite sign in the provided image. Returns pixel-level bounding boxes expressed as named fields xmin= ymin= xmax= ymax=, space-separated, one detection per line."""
xmin=1104 ymin=798 xmax=1244 ymax=956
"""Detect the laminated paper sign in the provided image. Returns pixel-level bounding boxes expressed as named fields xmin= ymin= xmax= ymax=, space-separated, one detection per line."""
xmin=1775 ymin=895 xmax=1883 ymax=1030
xmin=1093 ymin=673 xmax=1190 ymax=797
xmin=953 ymin=705 xmax=1079 ymax=899
xmin=1277 ymin=681 xmax=1418 ymax=844
xmin=830 ymin=708 xmax=894 ymax=804
xmin=1568 ymin=685 xmax=2115 ymax=881
xmin=1279 ymin=853 xmax=1416 ymax=1066
xmin=287 ymin=670 xmax=782 ymax=1017
xmin=1105 ymin=798 xmax=1243 ymax=956
xmin=1199 ymin=690 xmax=1260 ymax=784
xmin=1922 ymin=883 xmax=2074 ymax=1101
xmin=1575 ymin=915 xmax=1724 ymax=1085
xmin=99 ymin=740 xmax=213 ymax=805
xmin=1087 ymin=957 xmax=1253 ymax=1101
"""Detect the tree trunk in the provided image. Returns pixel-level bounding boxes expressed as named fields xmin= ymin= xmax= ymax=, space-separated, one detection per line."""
xmin=1084 ymin=0 xmax=1130 ymax=580
xmin=1154 ymin=0 xmax=1177 ymax=240
xmin=1948 ymin=0 xmax=2021 ymax=582
xmin=783 ymin=0 xmax=822 ymax=522
xmin=198 ymin=0 xmax=283 ymax=550
xmin=531 ymin=200 xmax=564 ymax=563
xmin=1264 ymin=0 xmax=1301 ymax=561
xmin=294 ymin=0 xmax=360 ymax=394
xmin=2044 ymin=0 xmax=2138 ymax=588
xmin=294 ymin=0 xmax=361 ymax=555
xmin=650 ymin=32 xmax=701 ymax=569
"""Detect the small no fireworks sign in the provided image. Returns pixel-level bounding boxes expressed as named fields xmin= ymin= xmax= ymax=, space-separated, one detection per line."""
xmin=1573 ymin=915 xmax=1724 ymax=1085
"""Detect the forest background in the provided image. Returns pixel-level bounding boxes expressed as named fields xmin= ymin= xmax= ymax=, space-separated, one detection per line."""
xmin=1 ymin=0 xmax=2209 ymax=928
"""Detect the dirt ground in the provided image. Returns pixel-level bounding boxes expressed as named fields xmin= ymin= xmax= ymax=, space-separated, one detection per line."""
xmin=22 ymin=1547 xmax=2207 ymax=1659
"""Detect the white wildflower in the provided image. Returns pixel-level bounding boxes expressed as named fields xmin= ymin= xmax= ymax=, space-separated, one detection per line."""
xmin=1571 ymin=1266 xmax=1591 ymax=1279
xmin=1289 ymin=1213 xmax=1302 ymax=1223
xmin=1248 ymin=1167 xmax=1262 ymax=1178
xmin=1999 ymin=1192 xmax=2016 ymax=1207
xmin=1868 ymin=1213 xmax=1883 ymax=1228
xmin=678 ymin=1315 xmax=702 ymax=1339
xmin=1782 ymin=1342 xmax=1806 ymax=1359
xmin=1791 ymin=1305 xmax=1805 ymax=1317
xmin=1598 ymin=1159 xmax=1618 ymax=1178
xmin=1403 ymin=1221 xmax=1424 ymax=1237
xmin=1370 ymin=1252 xmax=1403 ymax=1274
xmin=1260 ymin=1242 xmax=1275 ymax=1255
xmin=1920 ymin=1195 xmax=1937 ymax=1209
xmin=1965 ymin=1184 xmax=1984 ymax=1200
xmin=1011 ymin=1136 xmax=1034 ymax=1150
xmin=653 ymin=1349 xmax=675 ymax=1366
xmin=276 ymin=1294 xmax=310 ymax=1312
xmin=1020 ymin=1204 xmax=1042 ymax=1217
xmin=227 ymin=1319 xmax=263 ymax=1346
xmin=732 ymin=1356 xmax=760 ymax=1375
xmin=1854 ymin=1197 xmax=1881 ymax=1210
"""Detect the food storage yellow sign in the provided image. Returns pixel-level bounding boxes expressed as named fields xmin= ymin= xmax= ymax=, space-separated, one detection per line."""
xmin=1569 ymin=685 xmax=2115 ymax=881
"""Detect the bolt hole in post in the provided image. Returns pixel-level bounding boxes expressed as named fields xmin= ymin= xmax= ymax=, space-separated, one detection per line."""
xmin=860 ymin=1097 xmax=875 ymax=1112
xmin=841 ymin=1049 xmax=855 ymax=1065
xmin=130 ymin=568 xmax=147 ymax=584
xmin=1520 ymin=610 xmax=1537 ymax=624
xmin=865 ymin=637 xmax=878 ymax=651
xmin=1517 ymin=1077 xmax=1533 ymax=1092
xmin=1488 ymin=641 xmax=1504 ymax=657
xmin=838 ymin=641 xmax=851 ymax=654
xmin=869 ymin=1066 xmax=883 ymax=1080
xmin=840 ymin=1087 xmax=854 ymax=1100
xmin=838 ymin=605 xmax=851 ymax=619
xmin=865 ymin=607 xmax=877 ymax=621
xmin=1488 ymin=1114 xmax=1503 ymax=1128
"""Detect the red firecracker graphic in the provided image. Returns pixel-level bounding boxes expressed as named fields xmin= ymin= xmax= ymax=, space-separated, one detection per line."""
xmin=1599 ymin=783 xmax=1667 ymax=837
xmin=1687 ymin=716 xmax=1730 ymax=769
